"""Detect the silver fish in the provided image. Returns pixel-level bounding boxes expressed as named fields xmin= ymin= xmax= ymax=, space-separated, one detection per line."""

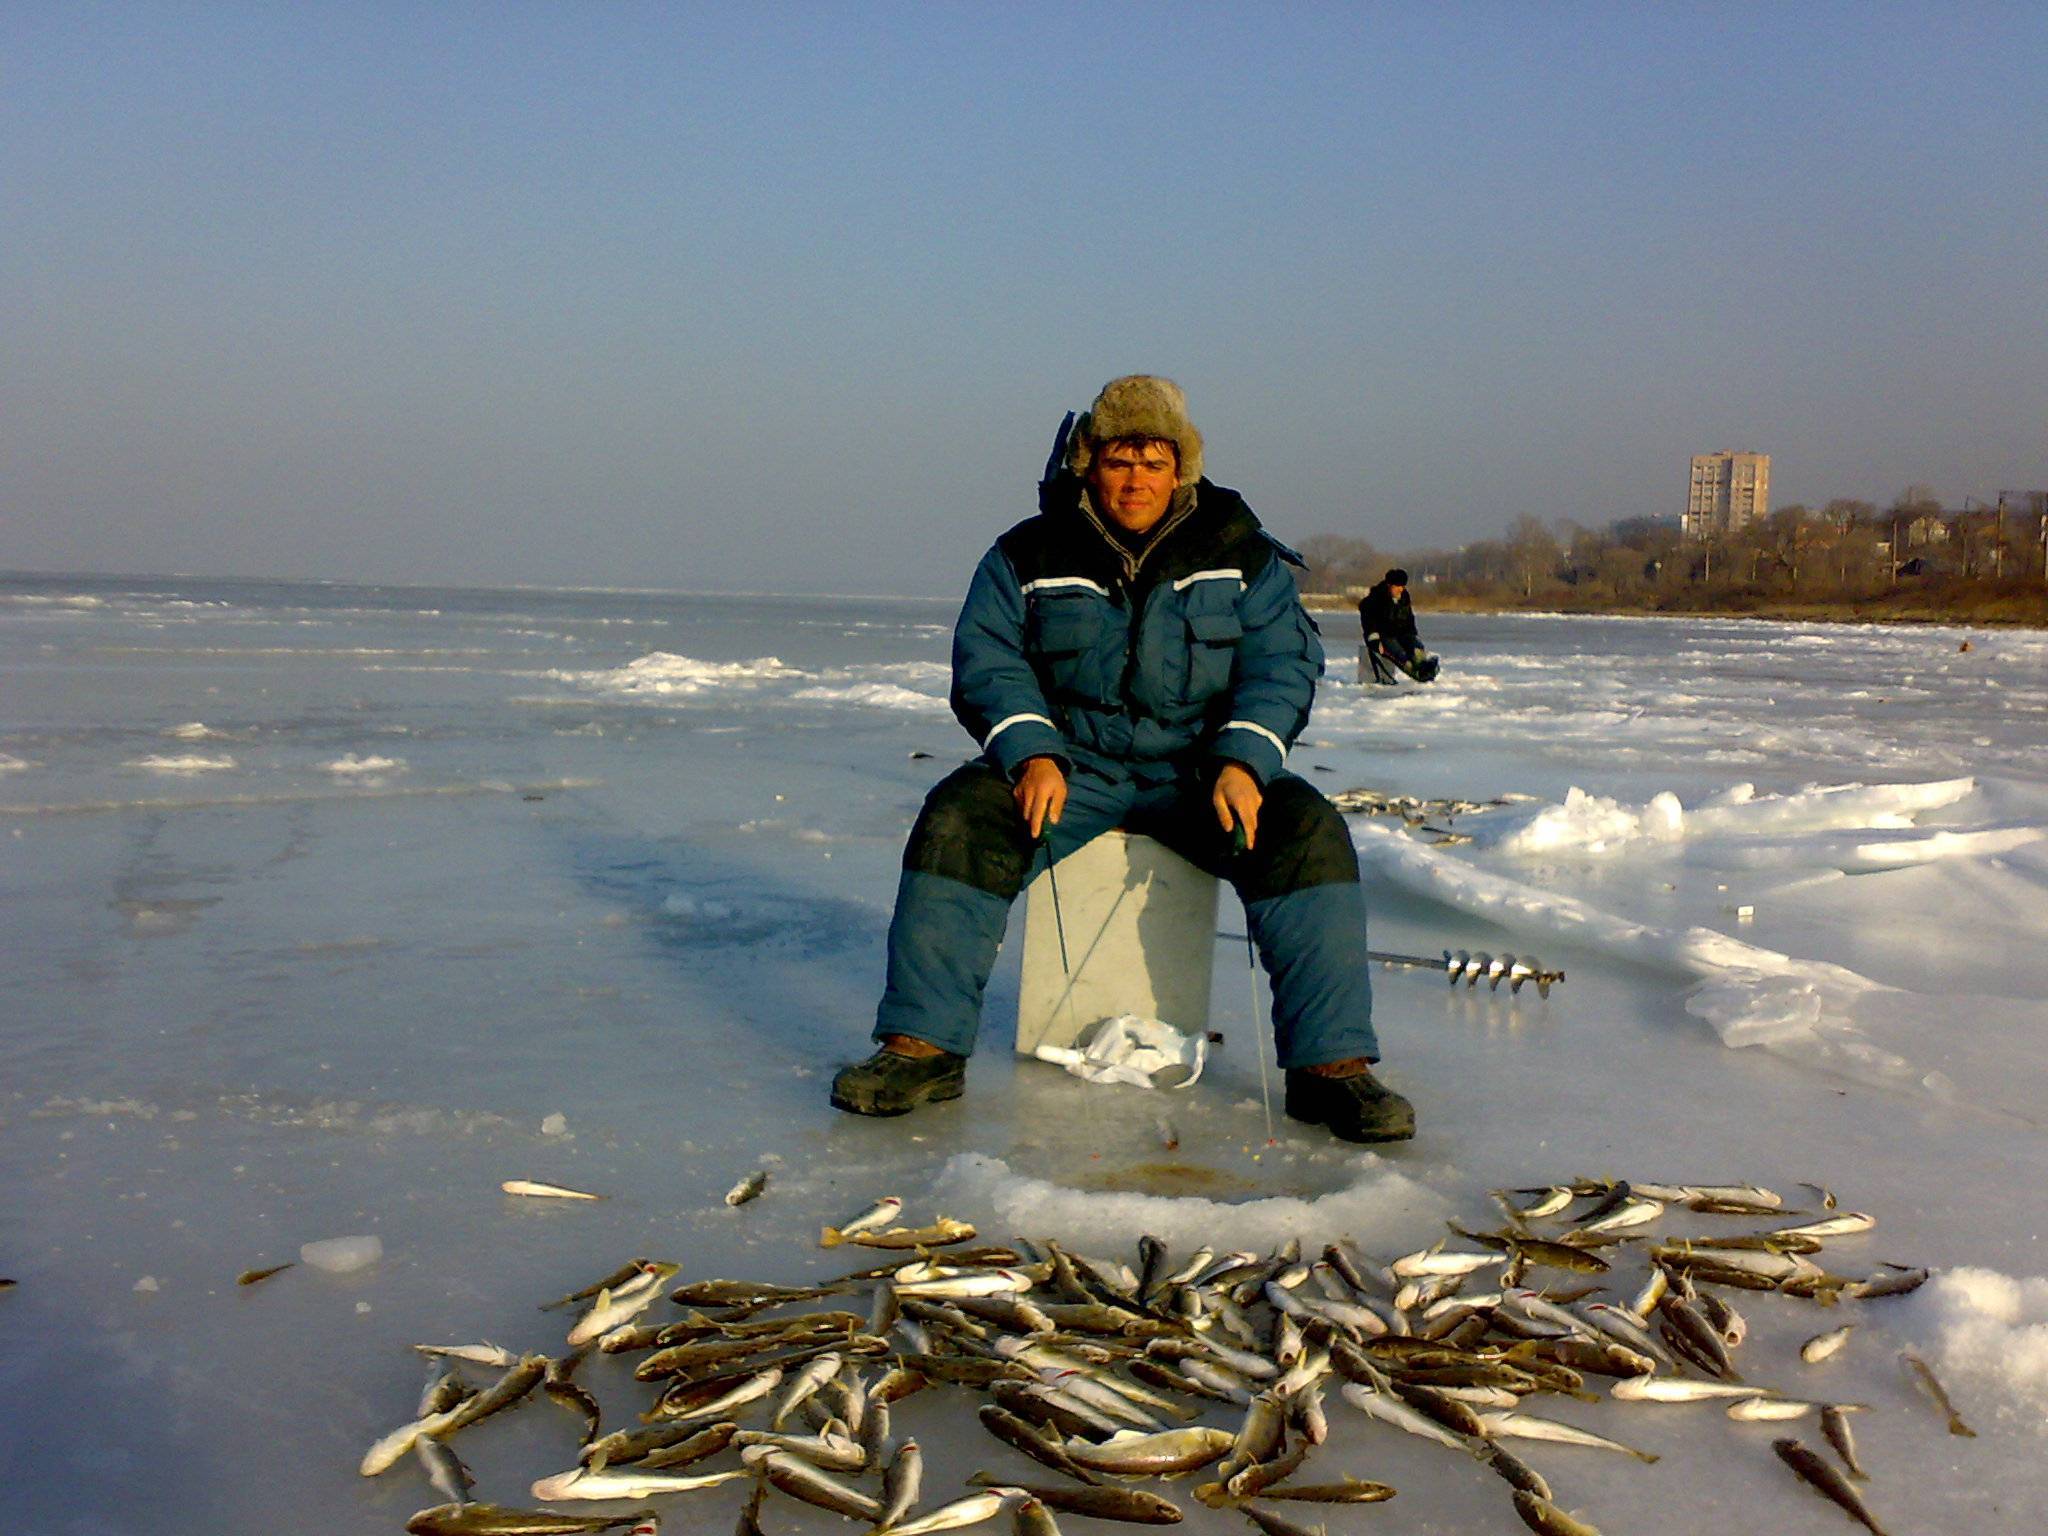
xmin=1511 ymin=1490 xmax=1602 ymax=1535
xmin=502 ymin=1178 xmax=603 ymax=1201
xmin=885 ymin=1490 xmax=1016 ymax=1535
xmin=414 ymin=1341 xmax=521 ymax=1368
xmin=405 ymin=1506 xmax=652 ymax=1536
xmin=1337 ymin=1382 xmax=1473 ymax=1453
xmin=725 ymin=1170 xmax=768 ymax=1207
xmin=1901 ymin=1350 xmax=1975 ymax=1436
xmin=880 ymin=1438 xmax=923 ymax=1529
xmin=1801 ymin=1324 xmax=1855 ymax=1363
xmin=530 ymin=1466 xmax=749 ymax=1500
xmin=1773 ymin=1436 xmax=1893 ymax=1536
xmin=1822 ymin=1402 xmax=1869 ymax=1480
xmin=415 ymin=1435 xmax=474 ymax=1504
xmin=823 ymin=1195 xmax=902 ymax=1245
xmin=743 ymin=1446 xmax=881 ymax=1521
xmin=1479 ymin=1411 xmax=1659 ymax=1463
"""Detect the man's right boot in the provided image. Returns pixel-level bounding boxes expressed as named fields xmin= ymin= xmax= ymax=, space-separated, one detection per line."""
xmin=830 ymin=1043 xmax=967 ymax=1117
xmin=1284 ymin=1063 xmax=1416 ymax=1143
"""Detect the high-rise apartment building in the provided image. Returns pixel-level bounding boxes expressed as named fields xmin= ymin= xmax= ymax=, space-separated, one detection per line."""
xmin=1684 ymin=451 xmax=1770 ymax=538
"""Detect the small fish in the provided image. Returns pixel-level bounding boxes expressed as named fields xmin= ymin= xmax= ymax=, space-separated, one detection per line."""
xmin=743 ymin=1447 xmax=881 ymax=1521
xmin=531 ymin=1465 xmax=749 ymax=1501
xmin=1479 ymin=1411 xmax=1659 ymax=1463
xmin=650 ymin=1364 xmax=783 ymax=1424
xmin=362 ymin=1355 xmax=548 ymax=1475
xmin=725 ymin=1171 xmax=768 ymax=1207
xmin=1391 ymin=1242 xmax=1501 ymax=1278
xmin=1802 ymin=1324 xmax=1855 ymax=1363
xmin=1337 ymin=1384 xmax=1473 ymax=1453
xmin=415 ymin=1341 xmax=522 ymax=1368
xmin=895 ymin=1267 xmax=1033 ymax=1299
xmin=415 ymin=1434 xmax=475 ymax=1504
xmin=977 ymin=1406 xmax=1100 ymax=1485
xmin=580 ymin=1419 xmax=737 ymax=1471
xmin=822 ymin=1195 xmax=903 ymax=1245
xmin=1253 ymin=1479 xmax=1396 ymax=1503
xmin=884 ymin=1489 xmax=1016 ymax=1535
xmin=824 ymin=1218 xmax=977 ymax=1250
xmin=1900 ymin=1350 xmax=1974 ymax=1436
xmin=1773 ymin=1436 xmax=1894 ymax=1536
xmin=1822 ymin=1402 xmax=1869 ymax=1480
xmin=1848 ymin=1266 xmax=1928 ymax=1299
xmin=1481 ymin=1441 xmax=1553 ymax=1502
xmin=567 ymin=1264 xmax=678 ymax=1347
xmin=1511 ymin=1490 xmax=1602 ymax=1536
xmin=1237 ymin=1506 xmax=1323 ymax=1536
xmin=879 ymin=1438 xmax=923 ymax=1529
xmin=1769 ymin=1211 xmax=1876 ymax=1240
xmin=540 ymin=1260 xmax=652 ymax=1312
xmin=1610 ymin=1377 xmax=1767 ymax=1404
xmin=405 ymin=1505 xmax=654 ymax=1536
xmin=502 ymin=1178 xmax=604 ymax=1200
xmin=236 ymin=1263 xmax=294 ymax=1286
xmin=544 ymin=1352 xmax=603 ymax=1443
xmin=1698 ymin=1292 xmax=1747 ymax=1347
xmin=772 ymin=1351 xmax=845 ymax=1428
xmin=1062 ymin=1426 xmax=1235 ymax=1477
xmin=1577 ymin=1197 xmax=1664 ymax=1234
xmin=964 ymin=1478 xmax=1182 ymax=1525
xmin=1727 ymin=1396 xmax=1827 ymax=1421
xmin=734 ymin=1482 xmax=767 ymax=1536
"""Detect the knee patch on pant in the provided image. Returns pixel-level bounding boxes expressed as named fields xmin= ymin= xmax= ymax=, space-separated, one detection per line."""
xmin=1235 ymin=777 xmax=1360 ymax=903
xmin=904 ymin=764 xmax=1037 ymax=898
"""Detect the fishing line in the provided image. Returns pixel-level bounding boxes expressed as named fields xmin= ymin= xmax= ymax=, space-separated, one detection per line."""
xmin=1234 ymin=821 xmax=1278 ymax=1147
xmin=1042 ymin=831 xmax=1082 ymax=1044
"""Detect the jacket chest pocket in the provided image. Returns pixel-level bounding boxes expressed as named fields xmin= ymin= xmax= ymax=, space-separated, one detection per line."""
xmin=1027 ymin=597 xmax=1112 ymax=702
xmin=1183 ymin=609 xmax=1242 ymax=699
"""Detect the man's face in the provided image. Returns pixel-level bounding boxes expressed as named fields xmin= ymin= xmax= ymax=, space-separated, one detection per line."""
xmin=1390 ymin=583 xmax=1406 ymax=599
xmin=1087 ymin=440 xmax=1179 ymax=534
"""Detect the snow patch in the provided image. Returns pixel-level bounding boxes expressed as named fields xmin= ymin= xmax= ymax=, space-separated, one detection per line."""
xmin=0 ymin=752 xmax=32 ymax=772
xmin=1900 ymin=1267 xmax=2048 ymax=1428
xmin=323 ymin=754 xmax=407 ymax=775
xmin=165 ymin=722 xmax=225 ymax=740
xmin=1490 ymin=786 xmax=1685 ymax=854
xmin=790 ymin=682 xmax=945 ymax=711
xmin=555 ymin=652 xmax=801 ymax=697
xmin=932 ymin=1151 xmax=1450 ymax=1257
xmin=125 ymin=754 xmax=236 ymax=773
xmin=1350 ymin=820 xmax=1913 ymax=1085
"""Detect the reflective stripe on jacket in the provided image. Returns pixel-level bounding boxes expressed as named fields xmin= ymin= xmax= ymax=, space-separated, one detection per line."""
xmin=949 ymin=474 xmax=1324 ymax=786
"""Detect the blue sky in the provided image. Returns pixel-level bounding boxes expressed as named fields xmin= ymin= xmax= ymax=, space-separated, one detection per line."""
xmin=5 ymin=3 xmax=2044 ymax=593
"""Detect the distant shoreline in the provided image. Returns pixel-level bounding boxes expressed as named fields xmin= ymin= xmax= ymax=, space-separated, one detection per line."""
xmin=1302 ymin=591 xmax=2048 ymax=630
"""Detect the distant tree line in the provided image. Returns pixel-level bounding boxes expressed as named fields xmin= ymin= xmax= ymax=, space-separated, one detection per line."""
xmin=1302 ymin=489 xmax=2048 ymax=625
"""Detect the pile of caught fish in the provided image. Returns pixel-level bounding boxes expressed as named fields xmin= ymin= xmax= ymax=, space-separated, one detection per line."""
xmin=363 ymin=1179 xmax=1967 ymax=1536
xmin=1328 ymin=788 xmax=1528 ymax=845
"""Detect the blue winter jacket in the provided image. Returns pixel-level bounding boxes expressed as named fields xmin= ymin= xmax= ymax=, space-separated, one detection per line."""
xmin=950 ymin=473 xmax=1324 ymax=787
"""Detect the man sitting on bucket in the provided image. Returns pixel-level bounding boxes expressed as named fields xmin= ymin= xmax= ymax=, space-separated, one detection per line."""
xmin=831 ymin=376 xmax=1415 ymax=1144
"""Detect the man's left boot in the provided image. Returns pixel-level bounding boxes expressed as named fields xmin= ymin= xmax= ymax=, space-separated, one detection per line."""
xmin=1284 ymin=1060 xmax=1415 ymax=1143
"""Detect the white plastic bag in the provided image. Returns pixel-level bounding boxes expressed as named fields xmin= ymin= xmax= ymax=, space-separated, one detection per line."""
xmin=1033 ymin=1013 xmax=1207 ymax=1090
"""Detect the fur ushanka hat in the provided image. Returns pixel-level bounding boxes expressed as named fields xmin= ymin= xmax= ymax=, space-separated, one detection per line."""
xmin=1068 ymin=375 xmax=1205 ymax=488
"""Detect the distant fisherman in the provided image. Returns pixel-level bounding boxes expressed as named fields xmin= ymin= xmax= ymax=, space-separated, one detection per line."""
xmin=830 ymin=377 xmax=1414 ymax=1143
xmin=1357 ymin=569 xmax=1438 ymax=685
